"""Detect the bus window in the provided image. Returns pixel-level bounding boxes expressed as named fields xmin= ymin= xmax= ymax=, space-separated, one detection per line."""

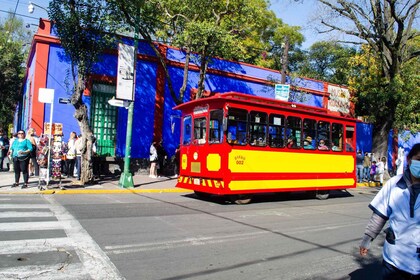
xmin=303 ymin=118 xmax=316 ymax=150
xmin=182 ymin=115 xmax=192 ymax=145
xmin=194 ymin=117 xmax=207 ymax=145
xmin=345 ymin=125 xmax=355 ymax=152
xmin=331 ymin=123 xmax=343 ymax=151
xmin=269 ymin=114 xmax=285 ymax=148
xmin=227 ymin=108 xmax=247 ymax=145
xmin=286 ymin=116 xmax=301 ymax=148
xmin=317 ymin=121 xmax=330 ymax=150
xmin=249 ymin=111 xmax=267 ymax=146
xmin=209 ymin=110 xmax=223 ymax=144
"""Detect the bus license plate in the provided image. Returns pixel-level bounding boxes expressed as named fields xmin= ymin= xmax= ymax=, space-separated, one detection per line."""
xmin=193 ymin=178 xmax=201 ymax=185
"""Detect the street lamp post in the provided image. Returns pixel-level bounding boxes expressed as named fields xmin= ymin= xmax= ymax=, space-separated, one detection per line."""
xmin=28 ymin=1 xmax=48 ymax=14
xmin=118 ymin=25 xmax=139 ymax=189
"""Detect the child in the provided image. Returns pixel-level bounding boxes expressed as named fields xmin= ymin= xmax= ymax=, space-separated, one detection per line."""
xmin=369 ymin=161 xmax=377 ymax=182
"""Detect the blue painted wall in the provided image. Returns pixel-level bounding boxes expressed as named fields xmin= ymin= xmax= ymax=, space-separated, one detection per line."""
xmin=27 ymin=37 xmax=359 ymax=160
xmin=356 ymin=122 xmax=373 ymax=153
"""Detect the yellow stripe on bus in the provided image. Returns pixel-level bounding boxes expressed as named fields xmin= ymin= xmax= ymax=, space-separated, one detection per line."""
xmin=229 ymin=178 xmax=355 ymax=191
xmin=228 ymin=150 xmax=354 ymax=173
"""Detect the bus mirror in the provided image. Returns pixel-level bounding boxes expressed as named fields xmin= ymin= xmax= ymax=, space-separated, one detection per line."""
xmin=223 ymin=117 xmax=227 ymax=132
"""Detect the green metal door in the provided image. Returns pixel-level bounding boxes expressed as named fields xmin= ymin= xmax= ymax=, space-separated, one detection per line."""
xmin=91 ymin=84 xmax=117 ymax=156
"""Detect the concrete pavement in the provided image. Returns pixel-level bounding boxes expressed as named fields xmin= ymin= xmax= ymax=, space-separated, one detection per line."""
xmin=0 ymin=170 xmax=190 ymax=195
xmin=0 ymin=170 xmax=379 ymax=195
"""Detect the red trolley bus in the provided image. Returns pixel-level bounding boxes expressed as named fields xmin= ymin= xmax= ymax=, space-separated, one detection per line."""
xmin=174 ymin=92 xmax=357 ymax=204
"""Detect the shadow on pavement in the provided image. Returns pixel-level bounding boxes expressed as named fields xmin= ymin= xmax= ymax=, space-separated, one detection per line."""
xmin=183 ymin=189 xmax=354 ymax=205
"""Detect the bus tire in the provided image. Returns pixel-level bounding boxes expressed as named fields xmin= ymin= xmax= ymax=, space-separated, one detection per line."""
xmin=315 ymin=190 xmax=330 ymax=200
xmin=230 ymin=194 xmax=253 ymax=205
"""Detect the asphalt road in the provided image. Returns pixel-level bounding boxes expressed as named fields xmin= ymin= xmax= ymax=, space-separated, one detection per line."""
xmin=1 ymin=187 xmax=384 ymax=280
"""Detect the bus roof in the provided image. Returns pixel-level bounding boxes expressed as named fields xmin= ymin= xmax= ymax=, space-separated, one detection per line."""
xmin=174 ymin=92 xmax=356 ymax=121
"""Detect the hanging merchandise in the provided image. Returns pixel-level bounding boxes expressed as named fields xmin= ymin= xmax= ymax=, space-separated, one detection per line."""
xmin=36 ymin=131 xmax=65 ymax=190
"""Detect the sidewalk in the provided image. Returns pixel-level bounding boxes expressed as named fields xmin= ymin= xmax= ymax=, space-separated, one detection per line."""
xmin=0 ymin=170 xmax=190 ymax=195
xmin=0 ymin=170 xmax=378 ymax=195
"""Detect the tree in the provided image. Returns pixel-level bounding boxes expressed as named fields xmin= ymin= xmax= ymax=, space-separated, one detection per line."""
xmin=0 ymin=16 xmax=29 ymax=131
xmin=349 ymin=43 xmax=420 ymax=133
xmin=317 ymin=0 xmax=420 ymax=155
xmin=108 ymin=0 xmax=300 ymax=101
xmin=297 ymin=41 xmax=356 ymax=85
xmin=48 ymin=0 xmax=120 ymax=183
xmin=253 ymin=15 xmax=304 ymax=83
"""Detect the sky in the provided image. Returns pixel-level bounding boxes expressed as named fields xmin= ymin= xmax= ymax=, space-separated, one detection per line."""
xmin=1 ymin=0 xmax=324 ymax=49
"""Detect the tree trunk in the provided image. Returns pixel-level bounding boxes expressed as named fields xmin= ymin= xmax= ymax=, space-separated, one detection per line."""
xmin=72 ymin=77 xmax=94 ymax=184
xmin=281 ymin=36 xmax=289 ymax=84
xmin=372 ymin=119 xmax=391 ymax=162
xmin=179 ymin=48 xmax=191 ymax=101
xmin=196 ymin=48 xmax=209 ymax=99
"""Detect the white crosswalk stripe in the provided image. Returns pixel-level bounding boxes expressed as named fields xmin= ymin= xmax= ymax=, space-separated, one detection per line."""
xmin=0 ymin=263 xmax=90 ymax=280
xmin=0 ymin=196 xmax=124 ymax=280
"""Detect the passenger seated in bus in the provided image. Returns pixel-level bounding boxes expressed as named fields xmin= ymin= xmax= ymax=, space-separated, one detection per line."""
xmin=286 ymin=136 xmax=297 ymax=148
xmin=303 ymin=136 xmax=314 ymax=149
xmin=318 ymin=139 xmax=329 ymax=150
xmin=345 ymin=138 xmax=354 ymax=152
xmin=332 ymin=142 xmax=342 ymax=151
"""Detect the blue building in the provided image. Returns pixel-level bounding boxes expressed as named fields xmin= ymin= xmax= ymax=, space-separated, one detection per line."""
xmin=18 ymin=19 xmax=360 ymax=169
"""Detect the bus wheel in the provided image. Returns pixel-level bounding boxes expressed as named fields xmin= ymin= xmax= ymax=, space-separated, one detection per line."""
xmin=315 ymin=190 xmax=330 ymax=200
xmin=230 ymin=194 xmax=252 ymax=205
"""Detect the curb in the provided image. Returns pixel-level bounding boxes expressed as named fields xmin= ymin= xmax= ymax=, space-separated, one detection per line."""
xmin=0 ymin=188 xmax=192 ymax=195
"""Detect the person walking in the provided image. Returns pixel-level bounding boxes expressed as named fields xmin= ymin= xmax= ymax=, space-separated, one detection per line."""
xmin=157 ymin=140 xmax=167 ymax=176
xmin=359 ymin=143 xmax=420 ymax=279
xmin=376 ymin=157 xmax=386 ymax=186
xmin=26 ymin=128 xmax=39 ymax=176
xmin=149 ymin=141 xmax=158 ymax=178
xmin=8 ymin=130 xmax=33 ymax=188
xmin=75 ymin=134 xmax=83 ymax=181
xmin=356 ymin=150 xmax=364 ymax=183
xmin=66 ymin=132 xmax=77 ymax=178
xmin=363 ymin=152 xmax=371 ymax=181
xmin=0 ymin=129 xmax=10 ymax=171
xmin=173 ymin=145 xmax=180 ymax=177
xmin=7 ymin=133 xmax=17 ymax=172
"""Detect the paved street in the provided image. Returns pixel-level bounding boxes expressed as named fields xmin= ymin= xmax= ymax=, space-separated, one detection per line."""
xmin=0 ymin=184 xmax=386 ymax=280
xmin=0 ymin=194 xmax=123 ymax=279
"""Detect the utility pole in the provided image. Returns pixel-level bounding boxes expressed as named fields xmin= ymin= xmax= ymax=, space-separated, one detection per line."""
xmin=118 ymin=23 xmax=139 ymax=189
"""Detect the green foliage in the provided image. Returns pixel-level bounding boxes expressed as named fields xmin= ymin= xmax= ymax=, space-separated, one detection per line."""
xmin=48 ymin=0 xmax=120 ymax=81
xmin=297 ymin=41 xmax=356 ymax=85
xmin=0 ymin=16 xmax=27 ymax=129
xmin=349 ymin=43 xmax=420 ymax=132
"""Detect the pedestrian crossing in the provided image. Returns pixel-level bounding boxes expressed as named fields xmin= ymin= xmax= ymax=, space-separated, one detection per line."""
xmin=0 ymin=195 xmax=124 ymax=280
